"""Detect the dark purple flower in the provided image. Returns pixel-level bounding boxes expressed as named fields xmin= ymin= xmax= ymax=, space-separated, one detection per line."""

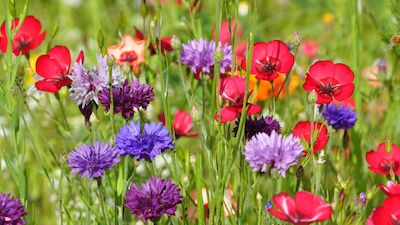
xmin=68 ymin=141 xmax=120 ymax=179
xmin=115 ymin=120 xmax=174 ymax=161
xmin=99 ymin=79 xmax=154 ymax=119
xmin=0 ymin=193 xmax=26 ymax=225
xmin=244 ymin=131 xmax=304 ymax=177
xmin=125 ymin=177 xmax=183 ymax=222
xmin=180 ymin=38 xmax=231 ymax=78
xmin=321 ymin=103 xmax=357 ymax=130
xmin=233 ymin=116 xmax=281 ymax=140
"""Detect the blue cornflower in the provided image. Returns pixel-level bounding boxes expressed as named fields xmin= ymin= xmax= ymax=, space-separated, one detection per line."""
xmin=321 ymin=104 xmax=357 ymax=130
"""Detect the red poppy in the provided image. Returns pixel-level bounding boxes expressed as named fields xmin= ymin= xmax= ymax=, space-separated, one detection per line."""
xmin=366 ymin=143 xmax=400 ymax=175
xmin=268 ymin=191 xmax=332 ymax=225
xmin=212 ymin=20 xmax=243 ymax=45
xmin=300 ymin=40 xmax=319 ymax=60
xmin=134 ymin=28 xmax=173 ymax=54
xmin=35 ymin=46 xmax=84 ymax=93
xmin=0 ymin=15 xmax=46 ymax=55
xmin=215 ymin=76 xmax=261 ymax=123
xmin=303 ymin=60 xmax=354 ymax=104
xmin=241 ymin=40 xmax=294 ymax=81
xmin=293 ymin=121 xmax=330 ymax=154
xmin=366 ymin=196 xmax=400 ymax=225
xmin=380 ymin=181 xmax=400 ymax=196
xmin=159 ymin=110 xmax=198 ymax=138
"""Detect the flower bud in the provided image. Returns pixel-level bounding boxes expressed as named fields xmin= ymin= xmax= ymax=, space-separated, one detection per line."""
xmin=214 ymin=47 xmax=224 ymax=63
xmin=107 ymin=55 xmax=115 ymax=66
xmin=97 ymin=29 xmax=105 ymax=51
xmin=140 ymin=2 xmax=148 ymax=18
xmin=290 ymin=31 xmax=302 ymax=49
xmin=355 ymin=192 xmax=367 ymax=206
xmin=308 ymin=90 xmax=318 ymax=104
xmin=60 ymin=152 xmax=68 ymax=163
xmin=265 ymin=201 xmax=272 ymax=209
xmin=191 ymin=106 xmax=201 ymax=123
xmin=122 ymin=64 xmax=131 ymax=76
xmin=296 ymin=166 xmax=304 ymax=178
xmin=256 ymin=192 xmax=263 ymax=200
xmin=171 ymin=35 xmax=181 ymax=50
xmin=390 ymin=34 xmax=400 ymax=46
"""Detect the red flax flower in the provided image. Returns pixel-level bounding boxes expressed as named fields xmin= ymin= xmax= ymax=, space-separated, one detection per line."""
xmin=303 ymin=60 xmax=354 ymax=104
xmin=268 ymin=191 xmax=332 ymax=225
xmin=35 ymin=46 xmax=83 ymax=93
xmin=215 ymin=76 xmax=261 ymax=123
xmin=293 ymin=121 xmax=330 ymax=154
xmin=366 ymin=143 xmax=400 ymax=175
xmin=134 ymin=28 xmax=173 ymax=54
xmin=159 ymin=110 xmax=198 ymax=138
xmin=0 ymin=15 xmax=46 ymax=55
xmin=380 ymin=181 xmax=400 ymax=196
xmin=241 ymin=40 xmax=294 ymax=81
xmin=367 ymin=196 xmax=400 ymax=225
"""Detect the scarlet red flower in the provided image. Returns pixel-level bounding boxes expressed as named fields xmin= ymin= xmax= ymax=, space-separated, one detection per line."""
xmin=35 ymin=46 xmax=83 ymax=93
xmin=366 ymin=143 xmax=400 ymax=175
xmin=293 ymin=121 xmax=330 ymax=154
xmin=300 ymin=40 xmax=319 ymax=60
xmin=0 ymin=15 xmax=46 ymax=55
xmin=268 ymin=191 xmax=332 ymax=225
xmin=159 ymin=110 xmax=198 ymax=138
xmin=303 ymin=60 xmax=354 ymax=104
xmin=215 ymin=76 xmax=261 ymax=123
xmin=380 ymin=181 xmax=400 ymax=196
xmin=367 ymin=196 xmax=400 ymax=225
xmin=134 ymin=28 xmax=173 ymax=54
xmin=241 ymin=40 xmax=294 ymax=81
xmin=212 ymin=20 xmax=243 ymax=45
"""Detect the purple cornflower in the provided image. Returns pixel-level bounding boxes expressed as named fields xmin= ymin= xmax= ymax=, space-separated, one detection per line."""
xmin=355 ymin=192 xmax=367 ymax=206
xmin=233 ymin=116 xmax=281 ymax=140
xmin=0 ymin=193 xmax=26 ymax=225
xmin=321 ymin=104 xmax=357 ymax=130
xmin=244 ymin=131 xmax=304 ymax=177
xmin=69 ymin=55 xmax=123 ymax=107
xmin=115 ymin=120 xmax=174 ymax=161
xmin=125 ymin=177 xmax=183 ymax=222
xmin=180 ymin=38 xmax=231 ymax=77
xmin=99 ymin=79 xmax=154 ymax=119
xmin=68 ymin=141 xmax=120 ymax=179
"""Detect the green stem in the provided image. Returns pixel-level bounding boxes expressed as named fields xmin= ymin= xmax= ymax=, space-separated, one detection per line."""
xmin=97 ymin=179 xmax=111 ymax=225
xmin=55 ymin=93 xmax=71 ymax=131
xmin=108 ymin=64 xmax=115 ymax=143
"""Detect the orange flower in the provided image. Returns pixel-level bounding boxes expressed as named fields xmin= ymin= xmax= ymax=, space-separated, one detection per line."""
xmin=250 ymin=73 xmax=299 ymax=101
xmin=107 ymin=35 xmax=145 ymax=74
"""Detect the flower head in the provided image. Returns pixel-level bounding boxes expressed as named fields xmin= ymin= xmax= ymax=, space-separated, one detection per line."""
xmin=134 ymin=28 xmax=173 ymax=54
xmin=35 ymin=46 xmax=84 ymax=93
xmin=366 ymin=143 xmax=400 ymax=175
xmin=213 ymin=20 xmax=243 ymax=45
xmin=233 ymin=116 xmax=281 ymax=140
xmin=115 ymin=120 xmax=174 ymax=161
xmin=303 ymin=60 xmax=354 ymax=104
xmin=69 ymin=54 xmax=123 ymax=107
xmin=268 ymin=191 xmax=332 ymax=224
xmin=99 ymin=79 xmax=154 ymax=119
xmin=160 ymin=110 xmax=198 ymax=138
xmin=244 ymin=131 xmax=304 ymax=177
xmin=180 ymin=38 xmax=232 ymax=79
xmin=0 ymin=15 xmax=46 ymax=55
xmin=241 ymin=40 xmax=294 ymax=81
xmin=321 ymin=103 xmax=357 ymax=130
xmin=380 ymin=181 xmax=400 ymax=196
xmin=68 ymin=141 xmax=120 ymax=179
xmin=367 ymin=196 xmax=400 ymax=225
xmin=125 ymin=177 xmax=183 ymax=222
xmin=293 ymin=121 xmax=330 ymax=154
xmin=0 ymin=193 xmax=26 ymax=225
xmin=107 ymin=35 xmax=145 ymax=73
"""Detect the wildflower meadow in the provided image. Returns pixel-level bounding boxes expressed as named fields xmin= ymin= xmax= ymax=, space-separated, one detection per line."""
xmin=1 ymin=0 xmax=400 ymax=224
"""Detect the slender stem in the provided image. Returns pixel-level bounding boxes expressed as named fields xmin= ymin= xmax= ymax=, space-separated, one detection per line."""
xmin=55 ymin=93 xmax=71 ymax=131
xmin=108 ymin=64 xmax=115 ymax=142
xmin=97 ymin=179 xmax=111 ymax=225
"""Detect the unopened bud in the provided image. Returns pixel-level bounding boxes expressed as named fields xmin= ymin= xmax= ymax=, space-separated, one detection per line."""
xmin=214 ymin=47 xmax=224 ymax=63
xmin=390 ymin=34 xmax=400 ymax=46
xmin=256 ymin=192 xmax=262 ymax=200
xmin=308 ymin=90 xmax=318 ymax=103
xmin=60 ymin=152 xmax=68 ymax=163
xmin=97 ymin=29 xmax=105 ymax=51
xmin=339 ymin=188 xmax=345 ymax=203
xmin=375 ymin=59 xmax=387 ymax=74
xmin=296 ymin=166 xmax=304 ymax=178
xmin=355 ymin=192 xmax=367 ymax=206
xmin=182 ymin=175 xmax=189 ymax=184
xmin=140 ymin=2 xmax=148 ymax=18
xmin=290 ymin=31 xmax=302 ymax=49
xmin=190 ymin=106 xmax=201 ymax=123
xmin=171 ymin=35 xmax=181 ymax=50
xmin=122 ymin=64 xmax=131 ymax=76
xmin=51 ymin=23 xmax=59 ymax=39
xmin=107 ymin=55 xmax=115 ymax=66
xmin=9 ymin=0 xmax=16 ymax=18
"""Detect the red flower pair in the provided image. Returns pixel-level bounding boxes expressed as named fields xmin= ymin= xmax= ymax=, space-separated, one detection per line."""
xmin=367 ymin=196 xmax=400 ymax=225
xmin=366 ymin=143 xmax=400 ymax=175
xmin=241 ymin=40 xmax=294 ymax=81
xmin=35 ymin=46 xmax=83 ymax=93
xmin=159 ymin=110 xmax=198 ymax=138
xmin=303 ymin=60 xmax=354 ymax=104
xmin=268 ymin=191 xmax=332 ymax=224
xmin=215 ymin=76 xmax=261 ymax=123
xmin=0 ymin=15 xmax=46 ymax=55
xmin=293 ymin=121 xmax=330 ymax=154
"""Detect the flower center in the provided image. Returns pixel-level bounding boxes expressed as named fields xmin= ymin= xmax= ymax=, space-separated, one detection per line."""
xmin=380 ymin=160 xmax=394 ymax=173
xmin=120 ymin=51 xmax=138 ymax=63
xmin=15 ymin=35 xmax=33 ymax=52
xmin=317 ymin=81 xmax=337 ymax=95
xmin=255 ymin=56 xmax=280 ymax=74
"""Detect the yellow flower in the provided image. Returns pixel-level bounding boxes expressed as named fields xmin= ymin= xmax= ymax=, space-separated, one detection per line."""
xmin=322 ymin=12 xmax=335 ymax=25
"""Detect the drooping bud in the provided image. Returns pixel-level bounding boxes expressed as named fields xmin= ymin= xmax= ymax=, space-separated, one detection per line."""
xmin=171 ymin=35 xmax=181 ymax=50
xmin=308 ymin=90 xmax=318 ymax=104
xmin=290 ymin=31 xmax=302 ymax=50
xmin=107 ymin=55 xmax=115 ymax=66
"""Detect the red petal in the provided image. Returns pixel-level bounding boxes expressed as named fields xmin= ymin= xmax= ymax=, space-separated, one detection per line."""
xmin=215 ymin=106 xmax=240 ymax=123
xmin=268 ymin=208 xmax=293 ymax=223
xmin=278 ymin=52 xmax=294 ymax=74
xmin=36 ymin=55 xmax=61 ymax=79
xmin=303 ymin=74 xmax=319 ymax=91
xmin=76 ymin=50 xmax=84 ymax=64
xmin=332 ymin=83 xmax=354 ymax=101
xmin=308 ymin=60 xmax=335 ymax=82
xmin=249 ymin=42 xmax=268 ymax=73
xmin=380 ymin=181 xmax=400 ymax=196
xmin=0 ymin=21 xmax=7 ymax=53
xmin=134 ymin=27 xmax=145 ymax=40
xmin=316 ymin=93 xmax=333 ymax=104
xmin=272 ymin=192 xmax=297 ymax=221
xmin=173 ymin=110 xmax=194 ymax=136
xmin=48 ymin=46 xmax=71 ymax=74
xmin=35 ymin=80 xmax=61 ymax=93
xmin=246 ymin=104 xmax=262 ymax=115
xmin=295 ymin=191 xmax=332 ymax=223
xmin=265 ymin=40 xmax=291 ymax=60
xmin=18 ymin=16 xmax=42 ymax=37
xmin=220 ymin=76 xmax=246 ymax=102
xmin=333 ymin=63 xmax=354 ymax=84
xmin=30 ymin=31 xmax=46 ymax=50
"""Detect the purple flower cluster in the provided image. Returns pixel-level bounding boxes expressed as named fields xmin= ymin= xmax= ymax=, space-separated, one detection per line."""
xmin=99 ymin=79 xmax=154 ymax=119
xmin=0 ymin=193 xmax=26 ymax=225
xmin=68 ymin=141 xmax=120 ymax=179
xmin=180 ymin=38 xmax=232 ymax=76
xmin=244 ymin=131 xmax=304 ymax=177
xmin=125 ymin=177 xmax=183 ymax=222
xmin=321 ymin=104 xmax=357 ymax=130
xmin=116 ymin=120 xmax=174 ymax=161
xmin=234 ymin=116 xmax=281 ymax=140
